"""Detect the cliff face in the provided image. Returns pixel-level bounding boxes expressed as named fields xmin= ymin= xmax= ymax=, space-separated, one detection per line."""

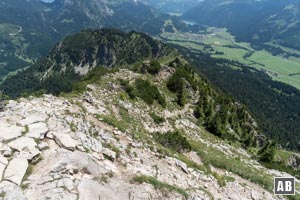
xmin=0 ymin=68 xmax=295 ymax=200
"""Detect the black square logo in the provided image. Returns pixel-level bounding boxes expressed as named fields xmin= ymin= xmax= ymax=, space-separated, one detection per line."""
xmin=274 ymin=177 xmax=295 ymax=195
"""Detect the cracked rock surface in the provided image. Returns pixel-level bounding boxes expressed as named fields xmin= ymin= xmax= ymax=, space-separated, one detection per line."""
xmin=0 ymin=69 xmax=292 ymax=200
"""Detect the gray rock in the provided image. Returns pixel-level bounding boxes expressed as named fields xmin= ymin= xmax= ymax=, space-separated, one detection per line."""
xmin=52 ymin=132 xmax=79 ymax=151
xmin=7 ymin=137 xmax=40 ymax=161
xmin=84 ymin=92 xmax=94 ymax=104
xmin=76 ymin=132 xmax=102 ymax=153
xmin=175 ymin=159 xmax=189 ymax=173
xmin=0 ymin=121 xmax=23 ymax=141
xmin=102 ymin=148 xmax=117 ymax=161
xmin=0 ymin=181 xmax=27 ymax=200
xmin=20 ymin=112 xmax=48 ymax=126
xmin=38 ymin=142 xmax=49 ymax=151
xmin=4 ymin=158 xmax=28 ymax=185
xmin=288 ymin=153 xmax=300 ymax=170
xmin=78 ymin=179 xmax=102 ymax=200
xmin=0 ymin=144 xmax=12 ymax=157
xmin=7 ymin=137 xmax=37 ymax=151
xmin=52 ymin=151 xmax=103 ymax=177
xmin=27 ymin=122 xmax=49 ymax=139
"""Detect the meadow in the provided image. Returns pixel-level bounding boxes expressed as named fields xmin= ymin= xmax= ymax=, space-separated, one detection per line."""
xmin=160 ymin=27 xmax=300 ymax=89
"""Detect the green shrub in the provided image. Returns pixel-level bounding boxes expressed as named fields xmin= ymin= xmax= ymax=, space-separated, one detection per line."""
xmin=150 ymin=112 xmax=166 ymax=124
xmin=258 ymin=141 xmax=276 ymax=163
xmin=155 ymin=131 xmax=191 ymax=152
xmin=148 ymin=60 xmax=161 ymax=75
xmin=166 ymin=67 xmax=196 ymax=106
xmin=120 ymin=80 xmax=136 ymax=99
xmin=134 ymin=79 xmax=166 ymax=107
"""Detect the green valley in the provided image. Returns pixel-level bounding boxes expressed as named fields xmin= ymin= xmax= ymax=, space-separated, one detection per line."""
xmin=160 ymin=27 xmax=300 ymax=89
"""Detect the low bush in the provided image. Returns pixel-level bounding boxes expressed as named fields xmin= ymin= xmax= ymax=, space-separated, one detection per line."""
xmin=148 ymin=60 xmax=161 ymax=75
xmin=150 ymin=112 xmax=166 ymax=124
xmin=155 ymin=131 xmax=191 ymax=152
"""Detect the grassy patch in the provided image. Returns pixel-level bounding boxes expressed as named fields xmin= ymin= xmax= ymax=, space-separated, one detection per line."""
xmin=131 ymin=175 xmax=188 ymax=199
xmin=22 ymin=125 xmax=29 ymax=135
xmin=190 ymin=140 xmax=274 ymax=191
xmin=96 ymin=114 xmax=127 ymax=133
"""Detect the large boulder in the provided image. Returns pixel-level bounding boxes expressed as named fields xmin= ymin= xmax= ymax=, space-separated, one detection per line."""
xmin=288 ymin=154 xmax=300 ymax=170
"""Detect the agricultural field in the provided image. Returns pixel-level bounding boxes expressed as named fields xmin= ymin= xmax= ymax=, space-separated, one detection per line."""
xmin=160 ymin=27 xmax=300 ymax=89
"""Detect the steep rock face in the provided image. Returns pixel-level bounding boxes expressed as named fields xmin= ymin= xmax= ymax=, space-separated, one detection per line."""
xmin=0 ymin=68 xmax=297 ymax=200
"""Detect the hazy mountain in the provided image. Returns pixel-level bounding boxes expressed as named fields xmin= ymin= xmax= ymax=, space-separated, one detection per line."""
xmin=140 ymin=0 xmax=202 ymax=14
xmin=0 ymin=0 xmax=185 ymax=80
xmin=183 ymin=0 xmax=300 ymax=49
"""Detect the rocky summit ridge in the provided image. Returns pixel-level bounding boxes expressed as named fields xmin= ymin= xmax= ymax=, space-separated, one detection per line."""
xmin=0 ymin=67 xmax=297 ymax=200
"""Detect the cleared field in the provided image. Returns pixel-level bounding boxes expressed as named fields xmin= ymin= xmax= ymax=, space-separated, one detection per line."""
xmin=160 ymin=27 xmax=300 ymax=89
xmin=0 ymin=23 xmax=20 ymax=34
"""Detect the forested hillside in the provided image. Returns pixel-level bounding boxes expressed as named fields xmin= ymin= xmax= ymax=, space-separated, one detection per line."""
xmin=183 ymin=0 xmax=300 ymax=49
xmin=0 ymin=29 xmax=173 ymax=98
xmin=172 ymin=44 xmax=300 ymax=150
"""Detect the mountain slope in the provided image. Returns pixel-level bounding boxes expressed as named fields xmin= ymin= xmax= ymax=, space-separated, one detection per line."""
xmin=0 ymin=0 xmax=186 ymax=80
xmin=0 ymin=27 xmax=300 ymax=199
xmin=0 ymin=62 xmax=299 ymax=200
xmin=183 ymin=0 xmax=300 ymax=49
xmin=0 ymin=29 xmax=173 ymax=98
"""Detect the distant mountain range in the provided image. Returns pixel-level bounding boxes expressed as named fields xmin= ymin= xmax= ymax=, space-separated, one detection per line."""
xmin=183 ymin=0 xmax=300 ymax=49
xmin=0 ymin=0 xmax=187 ymax=80
xmin=140 ymin=0 xmax=202 ymax=14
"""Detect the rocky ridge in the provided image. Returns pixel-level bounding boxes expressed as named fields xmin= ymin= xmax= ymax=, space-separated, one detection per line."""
xmin=0 ymin=68 xmax=297 ymax=200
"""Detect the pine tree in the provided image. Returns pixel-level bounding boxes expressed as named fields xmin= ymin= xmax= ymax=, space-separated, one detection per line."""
xmin=258 ymin=141 xmax=276 ymax=163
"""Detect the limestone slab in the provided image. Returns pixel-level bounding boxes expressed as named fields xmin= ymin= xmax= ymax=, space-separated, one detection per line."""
xmin=27 ymin=122 xmax=49 ymax=139
xmin=4 ymin=158 xmax=28 ymax=185
xmin=7 ymin=137 xmax=37 ymax=151
xmin=0 ymin=121 xmax=23 ymax=141
xmin=52 ymin=132 xmax=79 ymax=151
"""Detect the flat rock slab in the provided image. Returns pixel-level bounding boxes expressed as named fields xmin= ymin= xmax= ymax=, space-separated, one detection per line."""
xmin=4 ymin=158 xmax=28 ymax=185
xmin=20 ymin=112 xmax=48 ymax=126
xmin=0 ymin=181 xmax=27 ymax=200
xmin=52 ymin=132 xmax=79 ymax=151
xmin=78 ymin=179 xmax=102 ymax=200
xmin=8 ymin=137 xmax=40 ymax=161
xmin=0 ymin=121 xmax=24 ymax=141
xmin=27 ymin=122 xmax=49 ymax=139
xmin=52 ymin=151 xmax=103 ymax=177
xmin=7 ymin=137 xmax=37 ymax=151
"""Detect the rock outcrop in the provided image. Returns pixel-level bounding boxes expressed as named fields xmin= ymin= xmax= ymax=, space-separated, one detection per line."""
xmin=0 ymin=69 xmax=296 ymax=200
